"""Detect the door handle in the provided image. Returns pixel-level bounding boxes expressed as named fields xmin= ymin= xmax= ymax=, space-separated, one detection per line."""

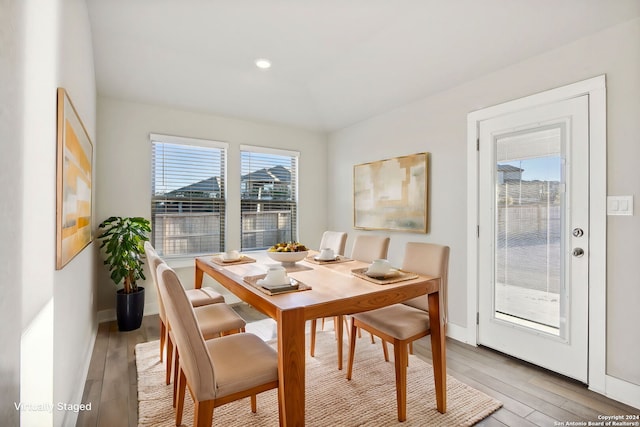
xmin=572 ymin=248 xmax=584 ymax=257
xmin=572 ymin=228 xmax=584 ymax=237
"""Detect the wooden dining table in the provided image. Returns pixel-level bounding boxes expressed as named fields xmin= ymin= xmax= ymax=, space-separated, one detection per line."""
xmin=194 ymin=251 xmax=446 ymax=426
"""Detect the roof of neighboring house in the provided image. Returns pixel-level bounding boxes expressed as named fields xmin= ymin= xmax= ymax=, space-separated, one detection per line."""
xmin=165 ymin=176 xmax=221 ymax=196
xmin=242 ymin=165 xmax=291 ymax=183
xmin=497 ymin=164 xmax=524 ymax=172
xmin=163 ymin=165 xmax=292 ymax=197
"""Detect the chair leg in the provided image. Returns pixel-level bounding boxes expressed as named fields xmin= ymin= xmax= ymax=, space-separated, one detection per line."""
xmin=310 ymin=319 xmax=317 ymax=357
xmin=393 ymin=341 xmax=408 ymax=422
xmin=335 ymin=315 xmax=343 ymax=370
xmin=370 ymin=332 xmax=375 ymax=344
xmin=251 ymin=395 xmax=257 ymax=413
xmin=165 ymin=333 xmax=174 ymax=385
xmin=346 ymin=319 xmax=358 ymax=380
xmin=176 ymin=369 xmax=187 ymax=426
xmin=343 ymin=316 xmax=351 ymax=341
xmin=321 ymin=317 xmax=325 ymax=331
xmin=159 ymin=320 xmax=166 ymax=362
xmin=381 ymin=339 xmax=389 ymax=362
xmin=194 ymin=399 xmax=215 ymax=427
xmin=172 ymin=350 xmax=180 ymax=408
xmin=277 ymin=381 xmax=283 ymax=427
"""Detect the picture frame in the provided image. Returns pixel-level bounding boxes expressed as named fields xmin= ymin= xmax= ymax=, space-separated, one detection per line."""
xmin=353 ymin=152 xmax=429 ymax=233
xmin=56 ymin=88 xmax=93 ymax=269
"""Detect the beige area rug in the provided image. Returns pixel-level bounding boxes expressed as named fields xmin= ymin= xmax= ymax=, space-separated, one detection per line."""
xmin=136 ymin=331 xmax=502 ymax=426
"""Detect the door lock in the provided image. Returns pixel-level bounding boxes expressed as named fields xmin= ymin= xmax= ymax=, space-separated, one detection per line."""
xmin=572 ymin=248 xmax=584 ymax=257
xmin=572 ymin=228 xmax=584 ymax=237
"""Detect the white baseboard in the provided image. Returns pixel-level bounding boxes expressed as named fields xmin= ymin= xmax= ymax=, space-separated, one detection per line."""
xmin=96 ymin=308 xmax=115 ymax=324
xmin=446 ymin=321 xmax=472 ymax=344
xmin=601 ymin=375 xmax=640 ymax=410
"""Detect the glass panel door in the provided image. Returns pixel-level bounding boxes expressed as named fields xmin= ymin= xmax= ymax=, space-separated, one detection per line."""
xmin=477 ymin=94 xmax=589 ymax=382
xmin=494 ymin=126 xmax=566 ymax=337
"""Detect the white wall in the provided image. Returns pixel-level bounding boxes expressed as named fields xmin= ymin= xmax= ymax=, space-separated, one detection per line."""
xmin=53 ymin=2 xmax=97 ymax=425
xmin=17 ymin=0 xmax=60 ymax=425
xmin=0 ymin=1 xmax=26 ymax=425
xmin=0 ymin=0 xmax=97 ymax=426
xmin=95 ymin=97 xmax=327 ymax=314
xmin=328 ymin=18 xmax=640 ymax=388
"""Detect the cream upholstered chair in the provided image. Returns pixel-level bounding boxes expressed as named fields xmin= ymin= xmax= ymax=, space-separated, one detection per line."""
xmin=144 ymin=242 xmax=226 ymax=307
xmin=156 ymin=264 xmax=280 ymax=427
xmin=349 ymin=235 xmax=391 ymax=264
xmin=309 ymin=231 xmax=348 ymax=354
xmin=166 ymin=292 xmax=247 ymax=403
xmin=346 ymin=242 xmax=450 ymax=422
xmin=144 ymin=243 xmax=246 ymax=387
xmin=348 ymin=235 xmax=391 ymax=343
xmin=319 ymin=231 xmax=347 ymax=256
xmin=144 ymin=242 xmax=235 ymax=359
xmin=310 ymin=234 xmax=389 ymax=363
xmin=145 ymin=242 xmax=226 ymax=360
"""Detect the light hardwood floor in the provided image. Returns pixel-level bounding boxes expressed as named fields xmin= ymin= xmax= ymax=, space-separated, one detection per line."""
xmin=77 ymin=305 xmax=638 ymax=426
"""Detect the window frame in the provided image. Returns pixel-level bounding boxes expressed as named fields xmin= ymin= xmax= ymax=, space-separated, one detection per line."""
xmin=239 ymin=144 xmax=300 ymax=251
xmin=150 ymin=133 xmax=228 ymax=260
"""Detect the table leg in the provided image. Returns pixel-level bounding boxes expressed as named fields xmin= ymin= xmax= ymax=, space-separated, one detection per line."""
xmin=194 ymin=263 xmax=204 ymax=289
xmin=336 ymin=314 xmax=343 ymax=370
xmin=428 ymin=290 xmax=447 ymax=413
xmin=277 ymin=308 xmax=306 ymax=426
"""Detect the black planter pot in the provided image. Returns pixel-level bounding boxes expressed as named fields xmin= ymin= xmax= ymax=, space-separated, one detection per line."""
xmin=116 ymin=287 xmax=145 ymax=331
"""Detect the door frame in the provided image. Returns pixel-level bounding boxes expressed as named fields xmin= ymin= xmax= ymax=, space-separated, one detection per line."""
xmin=466 ymin=75 xmax=606 ymax=391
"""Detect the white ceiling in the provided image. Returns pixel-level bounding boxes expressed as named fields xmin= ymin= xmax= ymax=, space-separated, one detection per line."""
xmin=86 ymin=0 xmax=640 ymax=132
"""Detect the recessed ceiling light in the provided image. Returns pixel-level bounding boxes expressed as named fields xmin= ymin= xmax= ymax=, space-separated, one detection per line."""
xmin=255 ymin=58 xmax=272 ymax=69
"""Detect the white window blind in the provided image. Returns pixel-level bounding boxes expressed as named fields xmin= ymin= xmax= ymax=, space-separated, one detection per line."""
xmin=151 ymin=134 xmax=227 ymax=257
xmin=240 ymin=145 xmax=299 ymax=250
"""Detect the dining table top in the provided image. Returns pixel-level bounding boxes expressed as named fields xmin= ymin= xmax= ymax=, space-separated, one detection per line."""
xmin=195 ymin=250 xmax=440 ymax=319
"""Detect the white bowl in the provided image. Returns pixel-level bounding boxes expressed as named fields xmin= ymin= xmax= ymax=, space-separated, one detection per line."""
xmin=266 ymin=250 xmax=309 ymax=265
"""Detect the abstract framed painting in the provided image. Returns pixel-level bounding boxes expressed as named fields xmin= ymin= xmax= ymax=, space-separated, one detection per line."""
xmin=56 ymin=88 xmax=93 ymax=269
xmin=353 ymin=152 xmax=429 ymax=233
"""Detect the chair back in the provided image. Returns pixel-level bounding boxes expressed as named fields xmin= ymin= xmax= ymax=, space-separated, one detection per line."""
xmin=143 ymin=242 xmax=167 ymax=323
xmin=156 ymin=264 xmax=216 ymax=401
xmin=350 ymin=235 xmax=390 ymax=263
xmin=319 ymin=231 xmax=348 ymax=255
xmin=401 ymin=242 xmax=450 ymax=324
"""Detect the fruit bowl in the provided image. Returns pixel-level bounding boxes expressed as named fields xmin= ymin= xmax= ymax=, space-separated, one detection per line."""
xmin=266 ymin=242 xmax=309 ymax=265
xmin=266 ymin=250 xmax=309 ymax=266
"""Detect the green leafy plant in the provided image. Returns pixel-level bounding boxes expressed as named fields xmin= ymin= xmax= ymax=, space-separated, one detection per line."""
xmin=98 ymin=216 xmax=151 ymax=294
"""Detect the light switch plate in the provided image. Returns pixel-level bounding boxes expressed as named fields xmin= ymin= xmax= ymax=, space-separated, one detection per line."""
xmin=607 ymin=195 xmax=634 ymax=216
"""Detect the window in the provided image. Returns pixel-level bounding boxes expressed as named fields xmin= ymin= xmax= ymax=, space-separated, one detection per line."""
xmin=151 ymin=134 xmax=227 ymax=257
xmin=240 ymin=145 xmax=299 ymax=250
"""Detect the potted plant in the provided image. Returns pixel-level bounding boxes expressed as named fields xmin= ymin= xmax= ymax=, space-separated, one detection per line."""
xmin=98 ymin=216 xmax=151 ymax=331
